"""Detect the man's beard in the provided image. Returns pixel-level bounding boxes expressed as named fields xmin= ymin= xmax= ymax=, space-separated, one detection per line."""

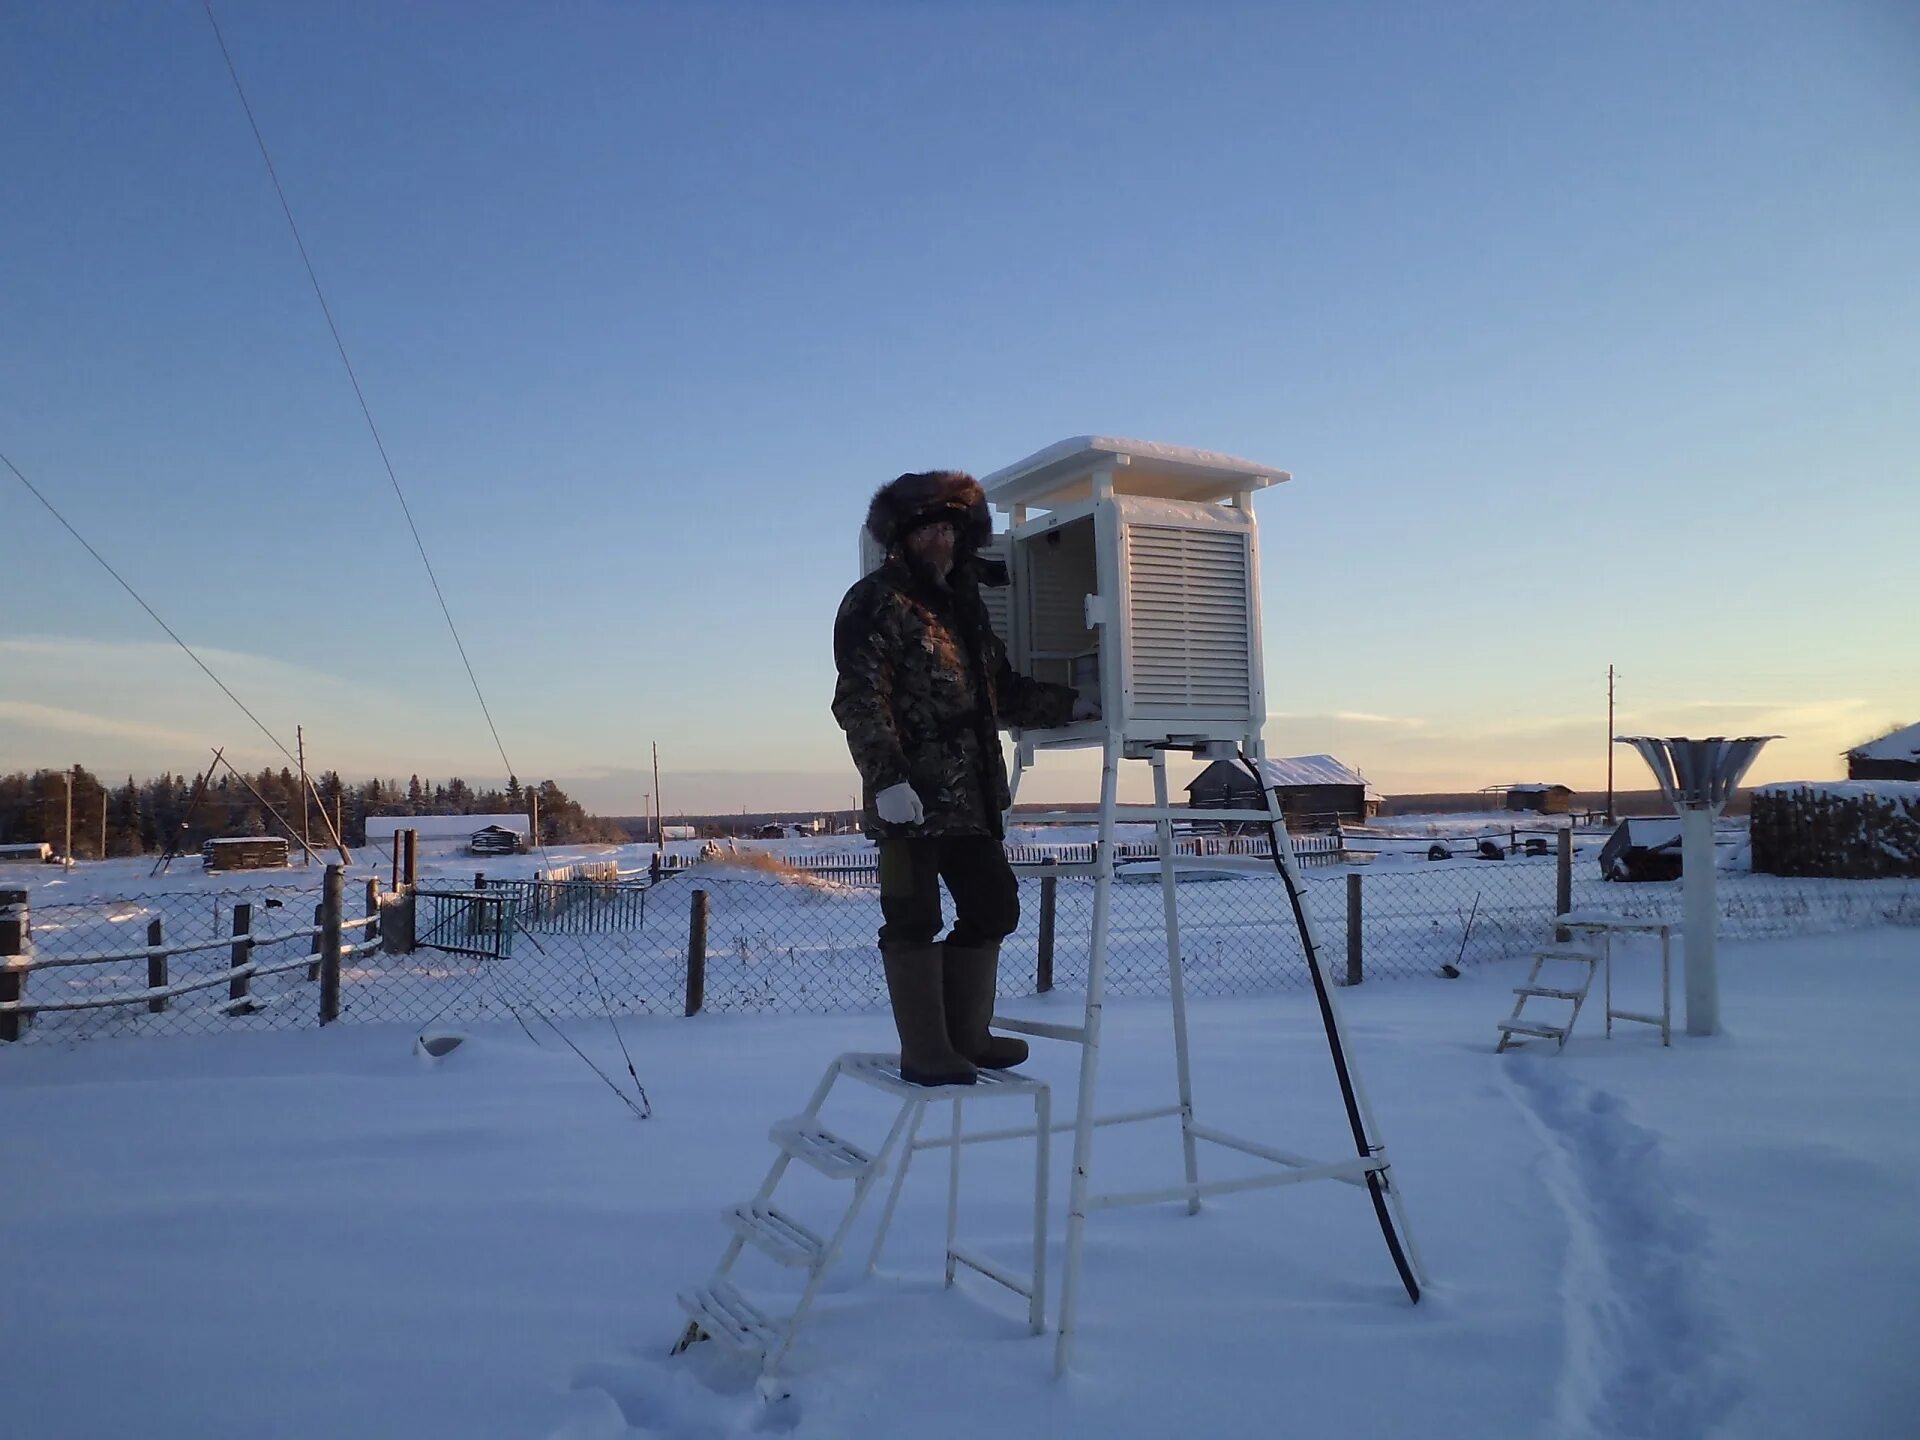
xmin=907 ymin=548 xmax=954 ymax=589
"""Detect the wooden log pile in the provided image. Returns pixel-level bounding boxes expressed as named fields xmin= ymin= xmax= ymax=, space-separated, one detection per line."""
xmin=1750 ymin=782 xmax=1920 ymax=878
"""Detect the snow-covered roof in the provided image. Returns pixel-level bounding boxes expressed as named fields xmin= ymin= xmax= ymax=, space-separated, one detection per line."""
xmin=1616 ymin=818 xmax=1682 ymax=849
xmin=982 ymin=436 xmax=1290 ymax=511
xmin=1226 ymin=754 xmax=1367 ymax=789
xmin=1848 ymin=722 xmax=1920 ymax=763
xmin=1505 ymin=782 xmax=1570 ymax=794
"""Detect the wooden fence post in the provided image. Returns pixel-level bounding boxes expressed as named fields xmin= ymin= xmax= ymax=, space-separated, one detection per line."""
xmin=0 ymin=888 xmax=28 ymax=1042
xmin=306 ymin=903 xmax=325 ymax=982
xmin=1555 ymin=828 xmax=1574 ymax=941
xmin=364 ymin=878 xmax=380 ymax=945
xmin=228 ymin=902 xmax=253 ymax=1009
xmin=685 ymin=888 xmax=708 ymax=1016
xmin=1036 ymin=859 xmax=1058 ymax=993
xmin=402 ymin=830 xmax=418 ymax=889
xmin=1345 ymin=872 xmax=1363 ymax=987
xmin=319 ymin=863 xmax=344 ymax=1025
xmin=148 ymin=917 xmax=169 ymax=1012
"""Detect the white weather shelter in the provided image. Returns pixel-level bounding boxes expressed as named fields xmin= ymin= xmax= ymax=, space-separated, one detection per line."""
xmin=986 ymin=436 xmax=1272 ymax=750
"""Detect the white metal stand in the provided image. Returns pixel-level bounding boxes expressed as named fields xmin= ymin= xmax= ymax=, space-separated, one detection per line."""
xmin=876 ymin=728 xmax=1426 ymax=1375
xmin=675 ymin=1053 xmax=1050 ymax=1379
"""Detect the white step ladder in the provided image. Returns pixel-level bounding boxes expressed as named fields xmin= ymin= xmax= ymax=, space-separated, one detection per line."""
xmin=1495 ymin=941 xmax=1602 ymax=1052
xmin=674 ymin=1052 xmax=1051 ymax=1379
xmin=873 ymin=734 xmax=1425 ymax=1376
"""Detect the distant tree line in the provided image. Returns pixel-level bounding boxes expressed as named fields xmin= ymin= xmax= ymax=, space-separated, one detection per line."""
xmin=0 ymin=766 xmax=624 ymax=859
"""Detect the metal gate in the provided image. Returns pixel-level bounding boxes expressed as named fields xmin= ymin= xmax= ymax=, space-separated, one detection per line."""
xmin=414 ymin=887 xmax=517 ymax=960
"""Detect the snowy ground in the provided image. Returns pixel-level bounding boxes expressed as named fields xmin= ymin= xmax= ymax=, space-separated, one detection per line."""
xmin=5 ymin=928 xmax=1917 ymax=1438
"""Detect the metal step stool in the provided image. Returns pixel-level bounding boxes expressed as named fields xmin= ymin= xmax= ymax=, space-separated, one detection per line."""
xmin=674 ymin=1052 xmax=1051 ymax=1379
xmin=1496 ymin=943 xmax=1602 ymax=1052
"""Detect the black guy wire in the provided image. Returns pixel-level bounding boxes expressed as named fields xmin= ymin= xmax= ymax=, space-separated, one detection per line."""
xmin=2 ymin=450 xmax=305 ymax=773
xmin=516 ymin=921 xmax=653 ymax=1116
xmin=200 ymin=0 xmax=517 ymax=790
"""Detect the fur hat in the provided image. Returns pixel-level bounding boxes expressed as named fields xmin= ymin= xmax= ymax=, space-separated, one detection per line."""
xmin=865 ymin=470 xmax=992 ymax=554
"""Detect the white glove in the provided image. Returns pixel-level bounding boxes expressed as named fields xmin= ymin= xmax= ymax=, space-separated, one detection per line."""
xmin=875 ymin=782 xmax=925 ymax=825
xmin=1070 ymin=692 xmax=1101 ymax=721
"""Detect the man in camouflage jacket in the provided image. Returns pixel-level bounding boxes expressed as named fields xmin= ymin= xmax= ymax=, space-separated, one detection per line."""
xmin=833 ymin=469 xmax=1082 ymax=1085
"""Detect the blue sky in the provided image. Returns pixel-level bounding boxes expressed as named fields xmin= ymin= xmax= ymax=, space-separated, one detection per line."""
xmin=3 ymin=1 xmax=1915 ymax=814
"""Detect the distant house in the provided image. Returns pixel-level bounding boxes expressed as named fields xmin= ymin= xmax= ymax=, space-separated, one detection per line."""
xmin=0 ymin=841 xmax=52 ymax=864
xmin=1847 ymin=723 xmax=1920 ymax=782
xmin=202 ymin=837 xmax=290 ymax=872
xmin=468 ymin=825 xmax=523 ymax=856
xmin=1185 ymin=755 xmax=1371 ymax=828
xmin=1503 ymin=783 xmax=1573 ymax=815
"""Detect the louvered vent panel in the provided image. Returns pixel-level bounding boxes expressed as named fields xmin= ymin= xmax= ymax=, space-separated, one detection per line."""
xmin=976 ymin=538 xmax=1012 ymax=650
xmin=1125 ymin=525 xmax=1252 ymax=714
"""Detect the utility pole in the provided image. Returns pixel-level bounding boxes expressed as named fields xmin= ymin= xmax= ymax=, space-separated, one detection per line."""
xmin=297 ymin=725 xmax=312 ymax=865
xmin=530 ymin=790 xmax=541 ymax=850
xmin=652 ymin=741 xmax=664 ymax=850
xmin=64 ymin=767 xmax=74 ymax=868
xmin=99 ymin=789 xmax=108 ymax=861
xmin=1605 ymin=664 xmax=1616 ymax=823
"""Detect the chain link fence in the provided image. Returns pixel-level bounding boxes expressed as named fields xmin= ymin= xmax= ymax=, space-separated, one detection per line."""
xmin=7 ymin=854 xmax=1918 ymax=1045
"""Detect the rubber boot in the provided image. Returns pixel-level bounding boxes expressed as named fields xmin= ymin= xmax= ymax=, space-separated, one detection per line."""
xmin=880 ymin=943 xmax=977 ymax=1087
xmin=942 ymin=941 xmax=1029 ymax=1069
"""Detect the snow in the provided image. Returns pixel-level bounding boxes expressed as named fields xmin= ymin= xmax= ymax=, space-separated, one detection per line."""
xmin=4 ymin=926 xmax=1918 ymax=1438
xmin=1755 ymin=779 xmax=1920 ymax=802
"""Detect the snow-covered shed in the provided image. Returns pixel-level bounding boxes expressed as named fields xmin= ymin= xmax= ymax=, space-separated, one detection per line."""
xmin=0 ymin=842 xmax=52 ymax=864
xmin=1185 ymin=754 xmax=1371 ymax=828
xmin=1847 ymin=722 xmax=1920 ymax=782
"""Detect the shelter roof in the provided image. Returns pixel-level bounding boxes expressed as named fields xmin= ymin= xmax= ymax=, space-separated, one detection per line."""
xmin=982 ymin=436 xmax=1289 ymax=511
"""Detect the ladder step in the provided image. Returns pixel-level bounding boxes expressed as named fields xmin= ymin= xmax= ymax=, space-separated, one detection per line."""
xmin=1497 ymin=1020 xmax=1569 ymax=1040
xmin=1514 ymin=985 xmax=1587 ymax=1000
xmin=839 ymin=1052 xmax=1050 ymax=1099
xmin=725 ymin=1203 xmax=826 ymax=1269
xmin=1533 ymin=947 xmax=1600 ymax=963
xmin=1609 ymin=1009 xmax=1665 ymax=1026
xmin=676 ymin=1279 xmax=781 ymax=1357
xmin=769 ymin=1119 xmax=875 ymax=1179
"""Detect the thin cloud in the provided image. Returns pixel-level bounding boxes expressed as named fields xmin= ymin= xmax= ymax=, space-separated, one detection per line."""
xmin=0 ymin=700 xmax=212 ymax=752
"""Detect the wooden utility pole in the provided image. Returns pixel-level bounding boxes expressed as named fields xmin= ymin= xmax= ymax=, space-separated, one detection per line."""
xmin=652 ymin=742 xmax=663 ymax=850
xmin=63 ymin=768 xmax=74 ymax=868
xmin=297 ymin=725 xmax=312 ymax=865
xmin=99 ymin=789 xmax=107 ymax=861
xmin=1605 ymin=663 xmax=1616 ymax=823
xmin=530 ymin=790 xmax=540 ymax=849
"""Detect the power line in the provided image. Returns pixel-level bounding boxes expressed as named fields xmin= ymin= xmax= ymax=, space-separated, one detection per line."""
xmin=2 ymin=449 xmax=304 ymax=773
xmin=199 ymin=0 xmax=518 ymax=790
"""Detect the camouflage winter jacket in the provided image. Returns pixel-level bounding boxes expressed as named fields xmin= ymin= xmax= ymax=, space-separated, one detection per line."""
xmin=832 ymin=555 xmax=1076 ymax=840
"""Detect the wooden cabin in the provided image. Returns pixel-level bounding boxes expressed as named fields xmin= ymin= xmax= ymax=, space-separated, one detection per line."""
xmin=1503 ymin=783 xmax=1573 ymax=814
xmin=1185 ymin=754 xmax=1370 ymax=829
xmin=201 ymin=837 xmax=291 ymax=871
xmin=1847 ymin=722 xmax=1920 ymax=782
